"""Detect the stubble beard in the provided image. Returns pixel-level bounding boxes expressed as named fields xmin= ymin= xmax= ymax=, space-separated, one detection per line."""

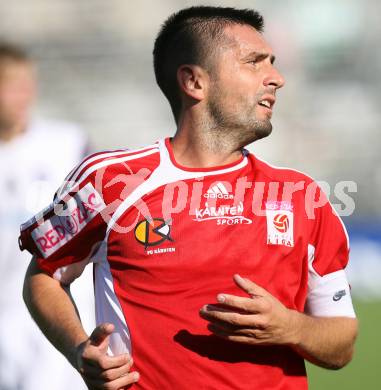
xmin=205 ymin=88 xmax=273 ymax=151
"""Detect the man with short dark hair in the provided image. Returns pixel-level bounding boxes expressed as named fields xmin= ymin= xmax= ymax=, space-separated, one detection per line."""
xmin=20 ymin=7 xmax=358 ymax=390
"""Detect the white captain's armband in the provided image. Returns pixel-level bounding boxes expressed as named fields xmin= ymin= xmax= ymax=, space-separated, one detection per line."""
xmin=305 ymin=270 xmax=356 ymax=318
xmin=305 ymin=243 xmax=356 ymax=318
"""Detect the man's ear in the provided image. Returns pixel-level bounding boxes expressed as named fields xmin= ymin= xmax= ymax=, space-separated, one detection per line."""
xmin=176 ymin=64 xmax=208 ymax=101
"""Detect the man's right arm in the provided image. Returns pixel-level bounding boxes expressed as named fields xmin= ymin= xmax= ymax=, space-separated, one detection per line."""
xmin=23 ymin=257 xmax=88 ymax=367
xmin=23 ymin=257 xmax=139 ymax=389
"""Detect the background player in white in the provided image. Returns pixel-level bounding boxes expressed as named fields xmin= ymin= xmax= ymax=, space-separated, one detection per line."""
xmin=0 ymin=42 xmax=92 ymax=389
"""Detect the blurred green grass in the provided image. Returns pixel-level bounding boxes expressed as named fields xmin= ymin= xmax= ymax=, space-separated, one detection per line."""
xmin=307 ymin=300 xmax=381 ymax=389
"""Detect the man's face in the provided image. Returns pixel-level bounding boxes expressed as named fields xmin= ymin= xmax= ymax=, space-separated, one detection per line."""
xmin=206 ymin=24 xmax=285 ymax=145
xmin=0 ymin=61 xmax=36 ymax=129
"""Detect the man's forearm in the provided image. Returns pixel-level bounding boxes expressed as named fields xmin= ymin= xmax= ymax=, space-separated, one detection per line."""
xmin=289 ymin=311 xmax=358 ymax=369
xmin=23 ymin=258 xmax=88 ymax=369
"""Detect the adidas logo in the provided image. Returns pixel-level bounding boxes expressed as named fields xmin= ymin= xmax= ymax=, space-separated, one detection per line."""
xmin=204 ymin=182 xmax=234 ymax=199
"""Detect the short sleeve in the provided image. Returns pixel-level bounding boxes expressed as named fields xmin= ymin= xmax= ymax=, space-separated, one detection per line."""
xmin=19 ymin=169 xmax=107 ymax=284
xmin=305 ymin=186 xmax=356 ymax=318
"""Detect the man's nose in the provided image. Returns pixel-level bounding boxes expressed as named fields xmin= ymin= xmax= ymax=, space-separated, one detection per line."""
xmin=264 ymin=67 xmax=285 ymax=90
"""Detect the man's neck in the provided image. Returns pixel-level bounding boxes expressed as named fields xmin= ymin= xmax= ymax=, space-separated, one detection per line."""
xmin=171 ymin=111 xmax=245 ymax=169
xmin=0 ymin=122 xmax=27 ymax=143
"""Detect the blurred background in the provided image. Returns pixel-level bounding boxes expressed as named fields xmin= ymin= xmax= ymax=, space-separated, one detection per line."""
xmin=0 ymin=0 xmax=379 ymax=389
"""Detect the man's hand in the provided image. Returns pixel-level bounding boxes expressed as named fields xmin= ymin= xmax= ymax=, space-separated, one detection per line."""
xmin=200 ymin=274 xmax=358 ymax=370
xmin=199 ymin=274 xmax=297 ymax=345
xmin=76 ymin=323 xmax=139 ymax=390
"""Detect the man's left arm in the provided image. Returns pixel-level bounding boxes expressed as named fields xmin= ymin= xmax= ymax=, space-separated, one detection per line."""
xmin=289 ymin=309 xmax=357 ymax=369
xmin=200 ymin=274 xmax=358 ymax=370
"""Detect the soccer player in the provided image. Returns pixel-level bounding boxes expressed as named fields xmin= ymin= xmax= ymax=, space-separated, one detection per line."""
xmin=0 ymin=43 xmax=91 ymax=389
xmin=19 ymin=7 xmax=358 ymax=390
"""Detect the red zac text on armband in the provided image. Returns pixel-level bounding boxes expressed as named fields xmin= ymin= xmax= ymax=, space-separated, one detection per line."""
xmin=30 ymin=182 xmax=106 ymax=258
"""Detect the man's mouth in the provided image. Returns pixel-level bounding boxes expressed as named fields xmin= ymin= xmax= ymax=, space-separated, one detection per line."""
xmin=258 ymin=97 xmax=275 ymax=110
xmin=258 ymin=100 xmax=271 ymax=108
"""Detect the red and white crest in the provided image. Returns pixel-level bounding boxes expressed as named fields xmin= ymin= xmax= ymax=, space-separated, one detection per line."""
xmin=265 ymin=202 xmax=294 ymax=247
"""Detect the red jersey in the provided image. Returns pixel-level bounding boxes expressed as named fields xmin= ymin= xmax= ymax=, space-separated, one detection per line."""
xmin=19 ymin=138 xmax=355 ymax=390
